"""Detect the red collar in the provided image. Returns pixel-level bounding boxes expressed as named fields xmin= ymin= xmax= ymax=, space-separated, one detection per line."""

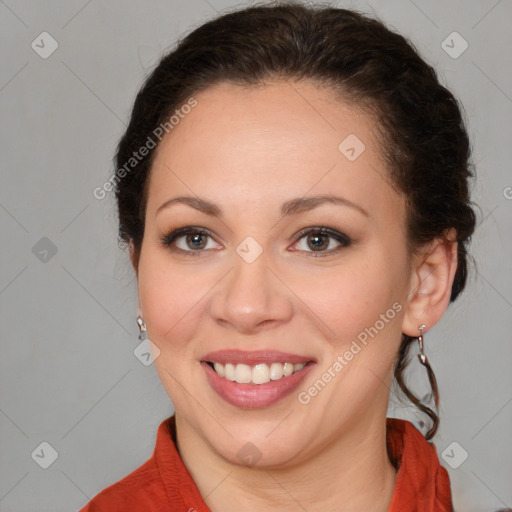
xmin=158 ymin=415 xmax=453 ymax=511
xmin=385 ymin=418 xmax=453 ymax=511
xmin=80 ymin=415 xmax=453 ymax=511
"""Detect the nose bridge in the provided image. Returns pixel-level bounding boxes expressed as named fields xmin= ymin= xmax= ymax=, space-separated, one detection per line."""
xmin=228 ymin=241 xmax=274 ymax=313
xmin=209 ymin=237 xmax=293 ymax=332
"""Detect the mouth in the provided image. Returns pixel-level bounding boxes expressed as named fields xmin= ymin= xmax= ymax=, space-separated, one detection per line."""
xmin=201 ymin=350 xmax=316 ymax=408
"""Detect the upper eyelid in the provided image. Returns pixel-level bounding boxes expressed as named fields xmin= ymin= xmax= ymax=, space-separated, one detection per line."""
xmin=162 ymin=226 xmax=346 ymax=240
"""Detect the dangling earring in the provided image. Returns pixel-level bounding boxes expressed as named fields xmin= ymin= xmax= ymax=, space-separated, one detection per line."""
xmin=416 ymin=323 xmax=439 ymax=411
xmin=417 ymin=323 xmax=429 ymax=366
xmin=137 ymin=314 xmax=147 ymax=342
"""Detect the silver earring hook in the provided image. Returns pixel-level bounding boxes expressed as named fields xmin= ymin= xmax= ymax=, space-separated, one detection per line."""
xmin=417 ymin=323 xmax=428 ymax=366
xmin=137 ymin=315 xmax=146 ymax=341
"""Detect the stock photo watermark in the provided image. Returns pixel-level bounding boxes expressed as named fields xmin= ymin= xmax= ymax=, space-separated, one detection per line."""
xmin=93 ymin=96 xmax=198 ymax=200
xmin=297 ymin=301 xmax=403 ymax=405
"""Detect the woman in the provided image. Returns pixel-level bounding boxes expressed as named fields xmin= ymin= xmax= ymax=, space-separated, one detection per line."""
xmin=79 ymin=2 xmax=492 ymax=510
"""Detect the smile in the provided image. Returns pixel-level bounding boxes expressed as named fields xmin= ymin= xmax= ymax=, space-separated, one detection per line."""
xmin=201 ymin=350 xmax=316 ymax=408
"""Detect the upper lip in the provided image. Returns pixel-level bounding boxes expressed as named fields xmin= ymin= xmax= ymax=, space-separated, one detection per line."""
xmin=201 ymin=349 xmax=316 ymax=366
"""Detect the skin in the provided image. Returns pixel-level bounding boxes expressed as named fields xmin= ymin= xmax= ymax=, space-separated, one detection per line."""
xmin=131 ymin=80 xmax=458 ymax=512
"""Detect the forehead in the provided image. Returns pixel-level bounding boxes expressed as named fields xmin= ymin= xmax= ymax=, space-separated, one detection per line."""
xmin=146 ymin=80 xmax=402 ymax=220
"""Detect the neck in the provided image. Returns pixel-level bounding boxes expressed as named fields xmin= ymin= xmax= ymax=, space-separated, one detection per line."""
xmin=175 ymin=408 xmax=398 ymax=512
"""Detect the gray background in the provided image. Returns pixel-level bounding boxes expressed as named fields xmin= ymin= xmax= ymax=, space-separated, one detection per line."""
xmin=0 ymin=0 xmax=511 ymax=511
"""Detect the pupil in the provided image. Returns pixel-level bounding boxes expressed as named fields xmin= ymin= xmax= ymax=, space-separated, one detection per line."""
xmin=188 ymin=233 xmax=206 ymax=249
xmin=309 ymin=234 xmax=327 ymax=250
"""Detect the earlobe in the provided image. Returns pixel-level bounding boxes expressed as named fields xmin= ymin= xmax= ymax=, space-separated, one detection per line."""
xmin=402 ymin=229 xmax=458 ymax=337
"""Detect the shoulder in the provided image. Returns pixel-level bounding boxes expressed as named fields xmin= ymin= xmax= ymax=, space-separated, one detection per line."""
xmin=77 ymin=456 xmax=168 ymax=511
xmin=77 ymin=416 xmax=179 ymax=511
xmin=386 ymin=418 xmax=454 ymax=511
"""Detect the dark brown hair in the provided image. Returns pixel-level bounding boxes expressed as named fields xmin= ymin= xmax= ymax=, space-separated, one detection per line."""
xmin=114 ymin=0 xmax=477 ymax=440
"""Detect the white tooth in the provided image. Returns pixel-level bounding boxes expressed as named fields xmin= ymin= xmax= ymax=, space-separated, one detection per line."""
xmin=252 ymin=363 xmax=270 ymax=384
xmin=224 ymin=363 xmax=236 ymax=381
xmin=218 ymin=361 xmax=301 ymax=383
xmin=234 ymin=363 xmax=252 ymax=384
xmin=213 ymin=362 xmax=225 ymax=377
xmin=270 ymin=362 xmax=284 ymax=380
xmin=283 ymin=362 xmax=294 ymax=377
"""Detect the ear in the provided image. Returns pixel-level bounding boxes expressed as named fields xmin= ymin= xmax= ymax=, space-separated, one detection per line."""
xmin=402 ymin=228 xmax=458 ymax=337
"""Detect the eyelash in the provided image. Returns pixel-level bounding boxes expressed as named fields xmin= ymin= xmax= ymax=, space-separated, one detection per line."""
xmin=160 ymin=226 xmax=352 ymax=258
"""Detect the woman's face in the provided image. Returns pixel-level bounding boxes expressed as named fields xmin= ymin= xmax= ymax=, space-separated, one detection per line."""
xmin=136 ymin=80 xmax=415 ymax=467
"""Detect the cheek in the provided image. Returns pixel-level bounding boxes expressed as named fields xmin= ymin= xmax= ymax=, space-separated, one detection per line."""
xmin=303 ymin=258 xmax=406 ymax=404
xmin=137 ymin=249 xmax=208 ymax=350
xmin=306 ymin=254 xmax=399 ymax=343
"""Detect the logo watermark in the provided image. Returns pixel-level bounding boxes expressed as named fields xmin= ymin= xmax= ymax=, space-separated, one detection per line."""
xmin=93 ymin=96 xmax=198 ymax=200
xmin=298 ymin=301 xmax=403 ymax=405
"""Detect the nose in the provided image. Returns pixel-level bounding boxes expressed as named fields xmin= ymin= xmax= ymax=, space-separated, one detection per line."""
xmin=208 ymin=249 xmax=294 ymax=335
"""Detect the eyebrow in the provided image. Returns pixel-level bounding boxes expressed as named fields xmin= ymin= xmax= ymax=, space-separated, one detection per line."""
xmin=156 ymin=194 xmax=369 ymax=218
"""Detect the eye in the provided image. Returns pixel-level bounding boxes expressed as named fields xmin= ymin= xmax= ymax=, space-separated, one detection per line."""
xmin=160 ymin=227 xmax=220 ymax=256
xmin=291 ymin=226 xmax=352 ymax=257
xmin=160 ymin=225 xmax=352 ymax=258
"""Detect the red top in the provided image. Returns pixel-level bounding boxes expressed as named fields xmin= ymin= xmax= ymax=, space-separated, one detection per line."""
xmin=78 ymin=416 xmax=453 ymax=511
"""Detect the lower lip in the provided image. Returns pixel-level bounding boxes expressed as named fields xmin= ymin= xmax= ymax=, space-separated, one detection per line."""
xmin=202 ymin=361 xmax=315 ymax=409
